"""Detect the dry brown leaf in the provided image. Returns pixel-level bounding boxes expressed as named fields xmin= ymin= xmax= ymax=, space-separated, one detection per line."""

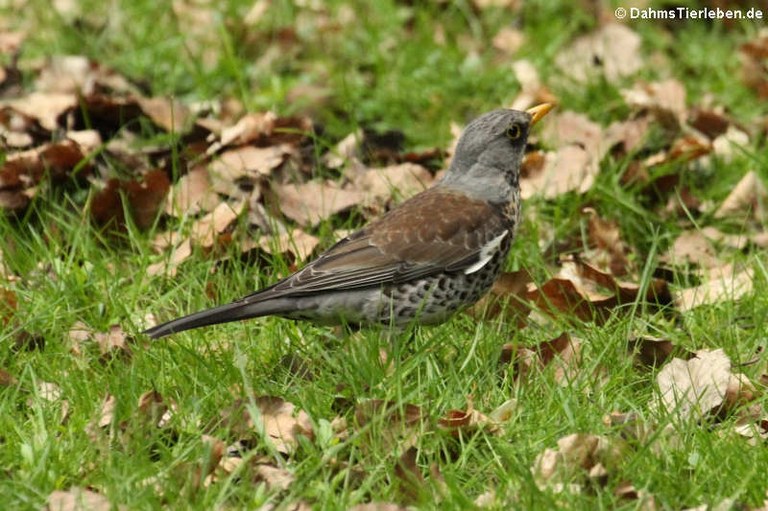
xmin=689 ymin=108 xmax=731 ymax=140
xmin=628 ymin=336 xmax=683 ymax=368
xmin=508 ymin=59 xmax=558 ymax=111
xmin=255 ymin=228 xmax=320 ymax=262
xmin=492 ymin=27 xmax=525 ymax=56
xmin=85 ymin=393 xmax=117 ymax=441
xmin=733 ymin=415 xmax=768 ymax=446
xmin=61 ymin=131 xmax=100 ymax=154
xmin=714 ymin=171 xmax=766 ymax=221
xmin=251 ymin=462 xmax=295 ymax=492
xmin=711 ymin=125 xmax=750 ymax=163
xmin=215 ymin=112 xmax=277 ymax=149
xmin=540 ymin=110 xmax=605 ymax=164
xmin=146 ymin=238 xmax=192 ymax=278
xmin=354 ymin=399 xmax=423 ymax=452
xmin=509 ymin=333 xmax=584 ymax=384
xmin=324 ymin=130 xmax=363 ymax=169
xmin=2 ymin=140 xmax=92 ymax=214
xmin=614 ymin=481 xmax=657 ymax=510
xmin=164 ymin=166 xmax=220 ymax=217
xmin=394 ymin=447 xmax=426 ymax=504
xmin=525 ymin=259 xmax=670 ymax=323
xmin=36 ymin=381 xmax=62 ymax=403
xmin=437 ymin=399 xmax=515 ymax=437
xmin=353 ymin=163 xmax=433 ymax=207
xmin=665 ymin=230 xmax=720 ymax=268
xmin=555 ymin=23 xmax=642 ymax=85
xmin=47 ymin=487 xmax=115 ymax=511
xmin=583 ymin=207 xmax=632 ymax=275
xmin=189 ymin=199 xmax=246 ymax=248
xmin=275 ymin=180 xmax=365 ymax=226
xmin=0 ymin=367 xmax=17 ymax=387
xmin=209 ymin=144 xmax=293 ymax=182
xmin=656 ymin=348 xmax=756 ymax=421
xmin=226 ymin=396 xmax=315 ymax=455
xmin=136 ymin=96 xmax=193 ymax=134
xmin=520 ymin=145 xmax=597 ymax=199
xmin=67 ymin=321 xmax=91 ymax=355
xmin=2 ymin=91 xmax=77 ymax=131
xmin=29 ymin=381 xmax=70 ymax=425
xmin=92 ymin=324 xmax=132 ymax=359
xmin=137 ymin=390 xmax=174 ymax=429
xmin=621 ymin=79 xmax=687 ymax=131
xmin=531 ymin=433 xmax=624 ymax=490
xmin=673 ymin=264 xmax=754 ymax=312
xmin=603 ymin=115 xmax=652 ymax=156
xmin=91 ymin=170 xmax=170 ymax=231
xmin=467 ymin=269 xmax=532 ymax=325
xmin=740 ymin=35 xmax=768 ymax=98
xmin=523 ymin=110 xmax=605 ymax=198
xmin=0 ymin=286 xmax=17 ymax=325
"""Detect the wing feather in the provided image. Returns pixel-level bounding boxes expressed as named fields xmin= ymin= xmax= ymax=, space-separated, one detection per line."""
xmin=241 ymin=187 xmax=510 ymax=303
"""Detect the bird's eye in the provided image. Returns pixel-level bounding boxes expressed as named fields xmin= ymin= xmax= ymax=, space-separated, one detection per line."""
xmin=505 ymin=123 xmax=522 ymax=140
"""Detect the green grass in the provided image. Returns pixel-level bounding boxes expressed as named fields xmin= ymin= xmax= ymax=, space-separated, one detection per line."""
xmin=2 ymin=0 xmax=768 ymax=509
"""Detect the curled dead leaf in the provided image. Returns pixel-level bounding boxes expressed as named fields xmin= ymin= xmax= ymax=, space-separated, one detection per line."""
xmin=221 ymin=396 xmax=314 ymax=455
xmin=532 ymin=433 xmax=624 ymax=490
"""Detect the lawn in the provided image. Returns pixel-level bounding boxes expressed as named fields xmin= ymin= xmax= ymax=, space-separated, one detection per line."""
xmin=1 ymin=1 xmax=767 ymax=509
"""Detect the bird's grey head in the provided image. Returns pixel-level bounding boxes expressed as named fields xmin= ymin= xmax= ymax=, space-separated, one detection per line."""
xmin=440 ymin=104 xmax=552 ymax=204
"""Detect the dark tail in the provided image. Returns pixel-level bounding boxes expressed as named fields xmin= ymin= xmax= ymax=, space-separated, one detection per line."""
xmin=143 ymin=297 xmax=292 ymax=339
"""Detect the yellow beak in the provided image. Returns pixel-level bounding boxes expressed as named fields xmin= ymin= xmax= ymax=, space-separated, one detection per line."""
xmin=526 ymin=103 xmax=555 ymax=126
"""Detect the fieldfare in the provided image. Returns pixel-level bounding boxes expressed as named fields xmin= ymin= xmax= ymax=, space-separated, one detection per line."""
xmin=144 ymin=103 xmax=553 ymax=339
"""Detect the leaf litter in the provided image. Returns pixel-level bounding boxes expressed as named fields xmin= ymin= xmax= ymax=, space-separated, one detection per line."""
xmin=1 ymin=14 xmax=766 ymax=509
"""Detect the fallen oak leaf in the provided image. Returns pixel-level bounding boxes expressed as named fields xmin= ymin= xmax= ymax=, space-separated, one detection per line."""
xmin=628 ymin=336 xmax=691 ymax=368
xmin=621 ymin=79 xmax=687 ymax=132
xmin=353 ymin=162 xmax=433 ymax=208
xmin=655 ymin=348 xmax=758 ymax=422
xmin=520 ymin=145 xmax=597 ymax=199
xmin=525 ymin=259 xmax=671 ymax=324
xmin=466 ymin=269 xmax=532 ymax=325
xmin=164 ymin=165 xmax=220 ymax=217
xmin=273 ymin=180 xmax=366 ymax=227
xmin=137 ymin=389 xmax=175 ymax=429
xmin=504 ymin=333 xmax=584 ymax=385
xmin=252 ymin=228 xmax=320 ymax=262
xmin=0 ymin=367 xmax=17 ymax=387
xmin=714 ymin=170 xmax=766 ymax=221
xmin=583 ymin=207 xmax=632 ymax=276
xmin=188 ymin=199 xmax=247 ymax=249
xmin=673 ymin=264 xmax=754 ymax=312
xmin=46 ymin=487 xmax=118 ymax=511
xmin=221 ymin=396 xmax=314 ymax=455
xmin=531 ymin=433 xmax=625 ymax=491
xmin=554 ymin=23 xmax=642 ymax=86
xmin=353 ymin=399 xmax=424 ymax=452
xmin=91 ymin=169 xmax=170 ymax=231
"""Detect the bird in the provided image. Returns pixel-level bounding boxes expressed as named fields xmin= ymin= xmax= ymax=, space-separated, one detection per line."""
xmin=144 ymin=103 xmax=553 ymax=339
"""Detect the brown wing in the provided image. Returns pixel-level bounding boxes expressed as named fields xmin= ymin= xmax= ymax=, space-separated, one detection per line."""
xmin=243 ymin=187 xmax=510 ymax=301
